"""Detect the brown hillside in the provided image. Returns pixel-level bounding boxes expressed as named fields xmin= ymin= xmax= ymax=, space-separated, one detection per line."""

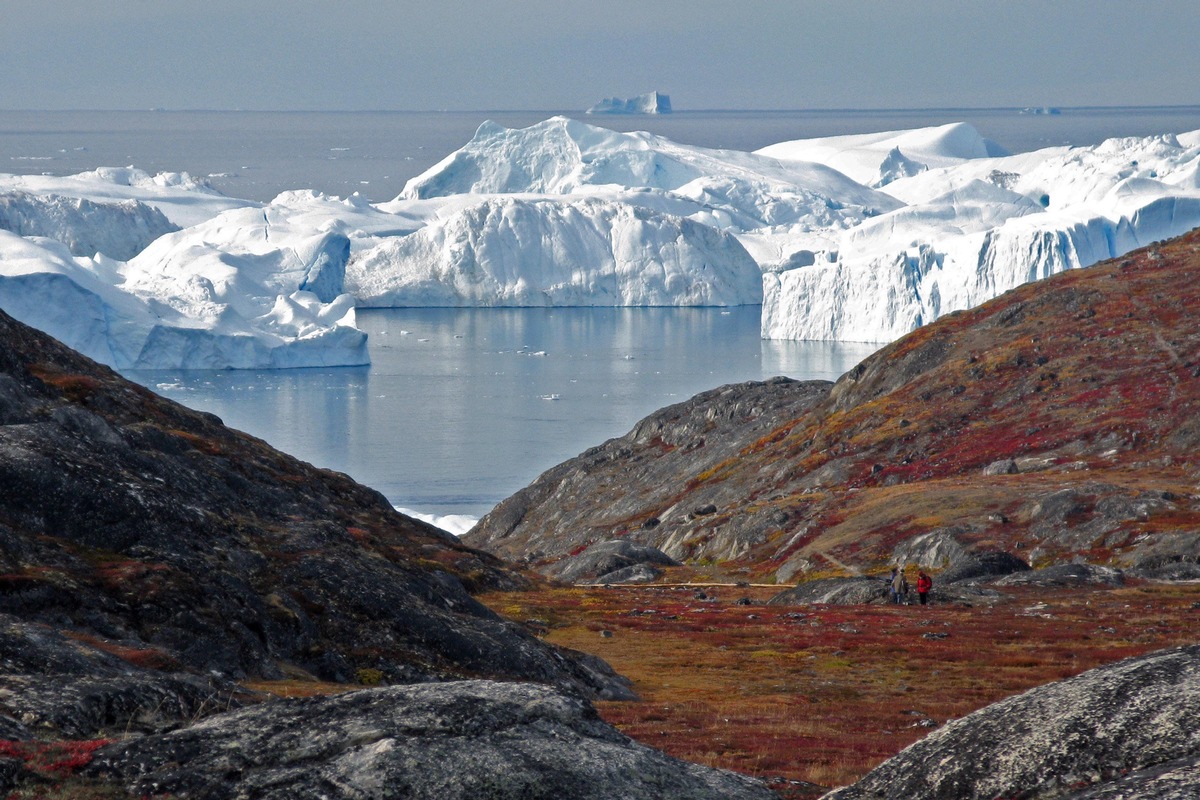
xmin=467 ymin=229 xmax=1200 ymax=581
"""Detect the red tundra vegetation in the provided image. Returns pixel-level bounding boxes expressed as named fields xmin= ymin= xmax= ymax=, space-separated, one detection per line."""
xmin=483 ymin=579 xmax=1199 ymax=798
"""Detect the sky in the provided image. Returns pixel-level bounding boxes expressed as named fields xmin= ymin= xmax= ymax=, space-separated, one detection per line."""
xmin=1 ymin=0 xmax=1197 ymax=111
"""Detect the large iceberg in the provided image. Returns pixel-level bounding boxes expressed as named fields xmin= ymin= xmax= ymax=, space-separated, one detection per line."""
xmin=390 ymin=116 xmax=900 ymax=283
xmin=0 ymin=229 xmax=365 ymax=369
xmin=399 ymin=116 xmax=898 ymax=213
xmin=0 ymin=179 xmax=372 ymax=369
xmin=0 ymin=191 xmax=178 ymax=260
xmin=348 ymin=196 xmax=762 ymax=307
xmin=359 ymin=117 xmax=904 ymax=310
xmin=761 ymin=130 xmax=1200 ymax=341
xmin=0 ymin=167 xmax=253 ymax=228
xmin=756 ymin=122 xmax=1009 ymax=187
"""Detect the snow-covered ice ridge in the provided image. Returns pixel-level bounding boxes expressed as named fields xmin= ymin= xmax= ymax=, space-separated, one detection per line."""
xmin=2 ymin=118 xmax=1199 ymax=368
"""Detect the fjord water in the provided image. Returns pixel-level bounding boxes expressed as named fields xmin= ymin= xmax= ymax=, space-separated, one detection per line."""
xmin=129 ymin=308 xmax=877 ymax=520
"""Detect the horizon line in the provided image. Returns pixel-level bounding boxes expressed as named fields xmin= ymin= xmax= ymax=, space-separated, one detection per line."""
xmin=3 ymin=103 xmax=1200 ymax=115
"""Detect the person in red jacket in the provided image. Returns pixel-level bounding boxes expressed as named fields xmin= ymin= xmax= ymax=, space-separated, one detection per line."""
xmin=916 ymin=570 xmax=933 ymax=605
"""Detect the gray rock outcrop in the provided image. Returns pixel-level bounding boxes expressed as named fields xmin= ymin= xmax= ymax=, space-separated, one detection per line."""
xmin=87 ymin=681 xmax=775 ymax=800
xmin=824 ymin=644 xmax=1200 ymax=800
xmin=938 ymin=550 xmax=1030 ymax=584
xmin=993 ymin=563 xmax=1124 ymax=588
xmin=767 ymin=577 xmax=890 ymax=606
xmin=767 ymin=576 xmax=1006 ymax=608
xmin=466 ymin=377 xmax=832 ymax=568
xmin=546 ymin=539 xmax=679 ymax=584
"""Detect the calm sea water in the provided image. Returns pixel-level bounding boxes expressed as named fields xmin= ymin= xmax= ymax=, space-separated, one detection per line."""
xmin=126 ymin=308 xmax=877 ymax=519
xmin=10 ymin=106 xmax=1200 ymax=521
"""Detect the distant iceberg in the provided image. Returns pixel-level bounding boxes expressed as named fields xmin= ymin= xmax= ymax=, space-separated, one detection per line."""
xmin=587 ymin=91 xmax=671 ymax=115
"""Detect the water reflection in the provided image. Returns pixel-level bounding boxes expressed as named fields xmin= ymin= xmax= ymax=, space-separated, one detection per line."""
xmin=126 ymin=308 xmax=878 ymax=518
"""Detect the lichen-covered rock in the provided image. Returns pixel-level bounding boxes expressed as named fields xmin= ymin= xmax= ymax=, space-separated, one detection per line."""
xmin=1124 ymin=532 xmax=1200 ymax=581
xmin=767 ymin=577 xmax=890 ymax=606
xmin=546 ymin=539 xmax=679 ymax=584
xmin=87 ymin=681 xmax=776 ymax=800
xmin=595 ymin=563 xmax=664 ymax=584
xmin=938 ymin=550 xmax=1030 ymax=584
xmin=823 ymin=644 xmax=1200 ymax=800
xmin=1061 ymin=756 xmax=1200 ymax=799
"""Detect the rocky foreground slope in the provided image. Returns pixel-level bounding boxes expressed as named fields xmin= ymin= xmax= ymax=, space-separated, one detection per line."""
xmin=824 ymin=644 xmax=1200 ymax=800
xmin=0 ymin=304 xmax=632 ymax=707
xmin=0 ymin=307 xmax=785 ymax=798
xmin=80 ymin=681 xmax=772 ymax=800
xmin=466 ymin=228 xmax=1200 ymax=583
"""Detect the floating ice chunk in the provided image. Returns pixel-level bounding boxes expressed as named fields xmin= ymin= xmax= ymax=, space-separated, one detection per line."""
xmin=586 ymin=91 xmax=672 ymax=115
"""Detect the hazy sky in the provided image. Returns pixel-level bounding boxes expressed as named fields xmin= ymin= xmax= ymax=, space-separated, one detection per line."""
xmin=2 ymin=1 xmax=1196 ymax=111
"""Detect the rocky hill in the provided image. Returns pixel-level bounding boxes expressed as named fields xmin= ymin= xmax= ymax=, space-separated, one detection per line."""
xmin=0 ymin=305 xmax=630 ymax=707
xmin=466 ymin=229 xmax=1200 ymax=582
xmin=824 ymin=644 xmax=1200 ymax=799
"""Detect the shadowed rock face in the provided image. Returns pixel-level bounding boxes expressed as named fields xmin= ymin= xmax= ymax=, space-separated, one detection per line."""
xmin=823 ymin=644 xmax=1200 ymax=800
xmin=0 ymin=614 xmax=253 ymax=740
xmin=0 ymin=307 xmax=629 ymax=700
xmin=466 ymin=230 xmax=1200 ymax=581
xmin=85 ymin=681 xmax=776 ymax=800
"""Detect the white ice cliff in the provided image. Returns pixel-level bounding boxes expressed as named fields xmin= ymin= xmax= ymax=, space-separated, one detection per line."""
xmin=761 ymin=130 xmax=1200 ymax=341
xmin=348 ymin=196 xmax=762 ymax=307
